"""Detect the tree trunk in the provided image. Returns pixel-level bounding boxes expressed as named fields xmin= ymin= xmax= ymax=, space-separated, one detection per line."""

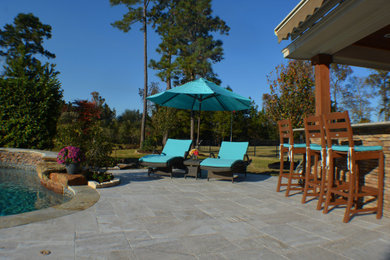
xmin=162 ymin=131 xmax=169 ymax=146
xmin=166 ymin=55 xmax=172 ymax=90
xmin=196 ymin=110 xmax=200 ymax=147
xmin=140 ymin=0 xmax=148 ymax=148
xmin=163 ymin=75 xmax=171 ymax=146
xmin=333 ymin=85 xmax=338 ymax=112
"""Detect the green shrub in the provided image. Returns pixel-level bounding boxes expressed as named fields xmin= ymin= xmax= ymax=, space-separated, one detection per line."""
xmin=84 ymin=124 xmax=113 ymax=169
xmin=86 ymin=171 xmax=114 ymax=183
xmin=141 ymin=138 xmax=156 ymax=151
xmin=0 ymin=67 xmax=63 ymax=149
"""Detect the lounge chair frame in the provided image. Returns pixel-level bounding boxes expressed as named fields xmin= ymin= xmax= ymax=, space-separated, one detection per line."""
xmin=139 ymin=139 xmax=192 ymax=178
xmin=144 ymin=155 xmax=188 ymax=178
xmin=201 ymin=144 xmax=252 ymax=183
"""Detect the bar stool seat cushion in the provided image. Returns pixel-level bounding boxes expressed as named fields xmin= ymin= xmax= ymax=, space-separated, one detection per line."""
xmin=282 ymin=143 xmax=306 ymax=148
xmin=332 ymin=145 xmax=383 ymax=152
xmin=309 ymin=144 xmax=322 ymax=151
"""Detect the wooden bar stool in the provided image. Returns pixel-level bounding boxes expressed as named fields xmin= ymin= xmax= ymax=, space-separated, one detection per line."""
xmin=322 ymin=111 xmax=384 ymax=223
xmin=301 ymin=115 xmax=327 ymax=210
xmin=276 ymin=119 xmax=306 ymax=197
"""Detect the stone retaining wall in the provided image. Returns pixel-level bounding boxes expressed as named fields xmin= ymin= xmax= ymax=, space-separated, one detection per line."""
xmin=0 ymin=150 xmax=43 ymax=170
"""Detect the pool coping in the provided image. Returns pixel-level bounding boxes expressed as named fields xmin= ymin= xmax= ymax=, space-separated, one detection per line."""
xmin=0 ymin=185 xmax=100 ymax=229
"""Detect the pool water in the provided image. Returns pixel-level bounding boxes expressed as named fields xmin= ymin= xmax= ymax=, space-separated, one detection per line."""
xmin=0 ymin=168 xmax=72 ymax=216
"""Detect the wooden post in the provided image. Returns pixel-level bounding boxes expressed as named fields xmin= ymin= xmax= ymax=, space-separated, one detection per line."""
xmin=311 ymin=54 xmax=332 ymax=115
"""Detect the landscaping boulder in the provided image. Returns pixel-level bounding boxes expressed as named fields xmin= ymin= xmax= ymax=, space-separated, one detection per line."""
xmin=36 ymin=161 xmax=66 ymax=180
xmin=49 ymin=173 xmax=88 ymax=187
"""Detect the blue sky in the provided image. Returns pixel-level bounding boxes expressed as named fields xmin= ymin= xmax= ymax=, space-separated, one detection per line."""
xmin=0 ymin=0 xmax=372 ymax=116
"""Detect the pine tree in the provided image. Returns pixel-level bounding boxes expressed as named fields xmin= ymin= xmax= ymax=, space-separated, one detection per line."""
xmin=110 ymin=0 xmax=157 ymax=148
xmin=0 ymin=13 xmax=63 ymax=149
xmin=149 ymin=0 xmax=230 ymax=143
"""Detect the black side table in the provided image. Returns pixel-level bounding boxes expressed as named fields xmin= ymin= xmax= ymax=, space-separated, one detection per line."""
xmin=183 ymin=159 xmax=202 ymax=179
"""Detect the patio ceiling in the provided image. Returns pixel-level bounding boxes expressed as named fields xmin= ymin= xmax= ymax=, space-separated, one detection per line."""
xmin=275 ymin=0 xmax=390 ymax=70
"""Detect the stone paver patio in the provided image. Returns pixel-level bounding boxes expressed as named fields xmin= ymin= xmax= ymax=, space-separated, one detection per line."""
xmin=1 ymin=169 xmax=390 ymax=259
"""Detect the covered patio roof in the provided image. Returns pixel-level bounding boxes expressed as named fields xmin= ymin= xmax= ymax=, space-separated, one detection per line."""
xmin=275 ymin=0 xmax=390 ymax=71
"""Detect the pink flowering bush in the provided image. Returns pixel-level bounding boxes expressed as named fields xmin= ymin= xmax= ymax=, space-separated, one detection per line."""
xmin=57 ymin=146 xmax=84 ymax=165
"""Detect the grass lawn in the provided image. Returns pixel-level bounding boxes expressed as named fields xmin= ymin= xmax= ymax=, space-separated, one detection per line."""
xmin=112 ymin=145 xmax=283 ymax=175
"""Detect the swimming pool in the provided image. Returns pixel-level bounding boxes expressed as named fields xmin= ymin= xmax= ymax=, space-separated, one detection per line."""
xmin=0 ymin=168 xmax=72 ymax=216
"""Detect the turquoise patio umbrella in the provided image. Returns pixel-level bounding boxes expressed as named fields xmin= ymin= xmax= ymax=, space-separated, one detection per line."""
xmin=146 ymin=78 xmax=251 ymax=145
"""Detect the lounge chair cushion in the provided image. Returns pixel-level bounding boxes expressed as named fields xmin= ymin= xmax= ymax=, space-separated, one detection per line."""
xmin=218 ymin=141 xmax=249 ymax=160
xmin=200 ymin=141 xmax=249 ymax=169
xmin=139 ymin=154 xmax=178 ymax=164
xmin=161 ymin=139 xmax=193 ymax=157
xmin=139 ymin=139 xmax=192 ymax=165
xmin=200 ymin=158 xmax=240 ymax=168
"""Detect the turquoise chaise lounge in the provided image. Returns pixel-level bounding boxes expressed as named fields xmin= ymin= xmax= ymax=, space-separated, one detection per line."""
xmin=139 ymin=138 xmax=192 ymax=178
xmin=200 ymin=141 xmax=251 ymax=182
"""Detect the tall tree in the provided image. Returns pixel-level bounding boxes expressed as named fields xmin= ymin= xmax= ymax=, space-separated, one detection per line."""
xmin=150 ymin=0 xmax=230 ymax=144
xmin=330 ymin=64 xmax=352 ymax=112
xmin=110 ymin=0 xmax=156 ymax=148
xmin=341 ymin=76 xmax=372 ymax=123
xmin=148 ymin=3 xmax=178 ymax=144
xmin=263 ymin=60 xmax=315 ymax=128
xmin=365 ymin=69 xmax=390 ymax=121
xmin=0 ymin=13 xmax=55 ymax=63
xmin=149 ymin=0 xmax=178 ymax=90
xmin=172 ymin=0 xmax=229 ymax=85
xmin=0 ymin=13 xmax=62 ymax=149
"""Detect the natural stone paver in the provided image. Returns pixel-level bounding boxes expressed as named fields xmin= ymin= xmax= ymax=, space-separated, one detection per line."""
xmin=222 ymin=247 xmax=287 ymax=260
xmin=75 ymin=231 xmax=131 ymax=257
xmin=1 ymin=169 xmax=390 ymax=259
xmin=284 ymin=246 xmax=348 ymax=260
xmin=197 ymin=252 xmax=227 ymax=260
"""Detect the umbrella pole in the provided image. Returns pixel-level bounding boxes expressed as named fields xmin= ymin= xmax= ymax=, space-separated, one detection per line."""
xmin=196 ymin=104 xmax=201 ymax=147
xmin=230 ymin=111 xmax=233 ymax=142
xmin=190 ymin=110 xmax=195 ymax=146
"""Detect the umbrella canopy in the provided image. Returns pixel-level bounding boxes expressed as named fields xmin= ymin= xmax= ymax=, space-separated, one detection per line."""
xmin=147 ymin=78 xmax=251 ymax=111
xmin=146 ymin=78 xmax=251 ymax=145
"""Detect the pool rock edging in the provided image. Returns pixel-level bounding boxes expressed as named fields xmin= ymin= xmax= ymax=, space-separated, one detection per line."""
xmin=0 ymin=148 xmax=101 ymax=228
xmin=0 ymin=148 xmax=71 ymax=194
